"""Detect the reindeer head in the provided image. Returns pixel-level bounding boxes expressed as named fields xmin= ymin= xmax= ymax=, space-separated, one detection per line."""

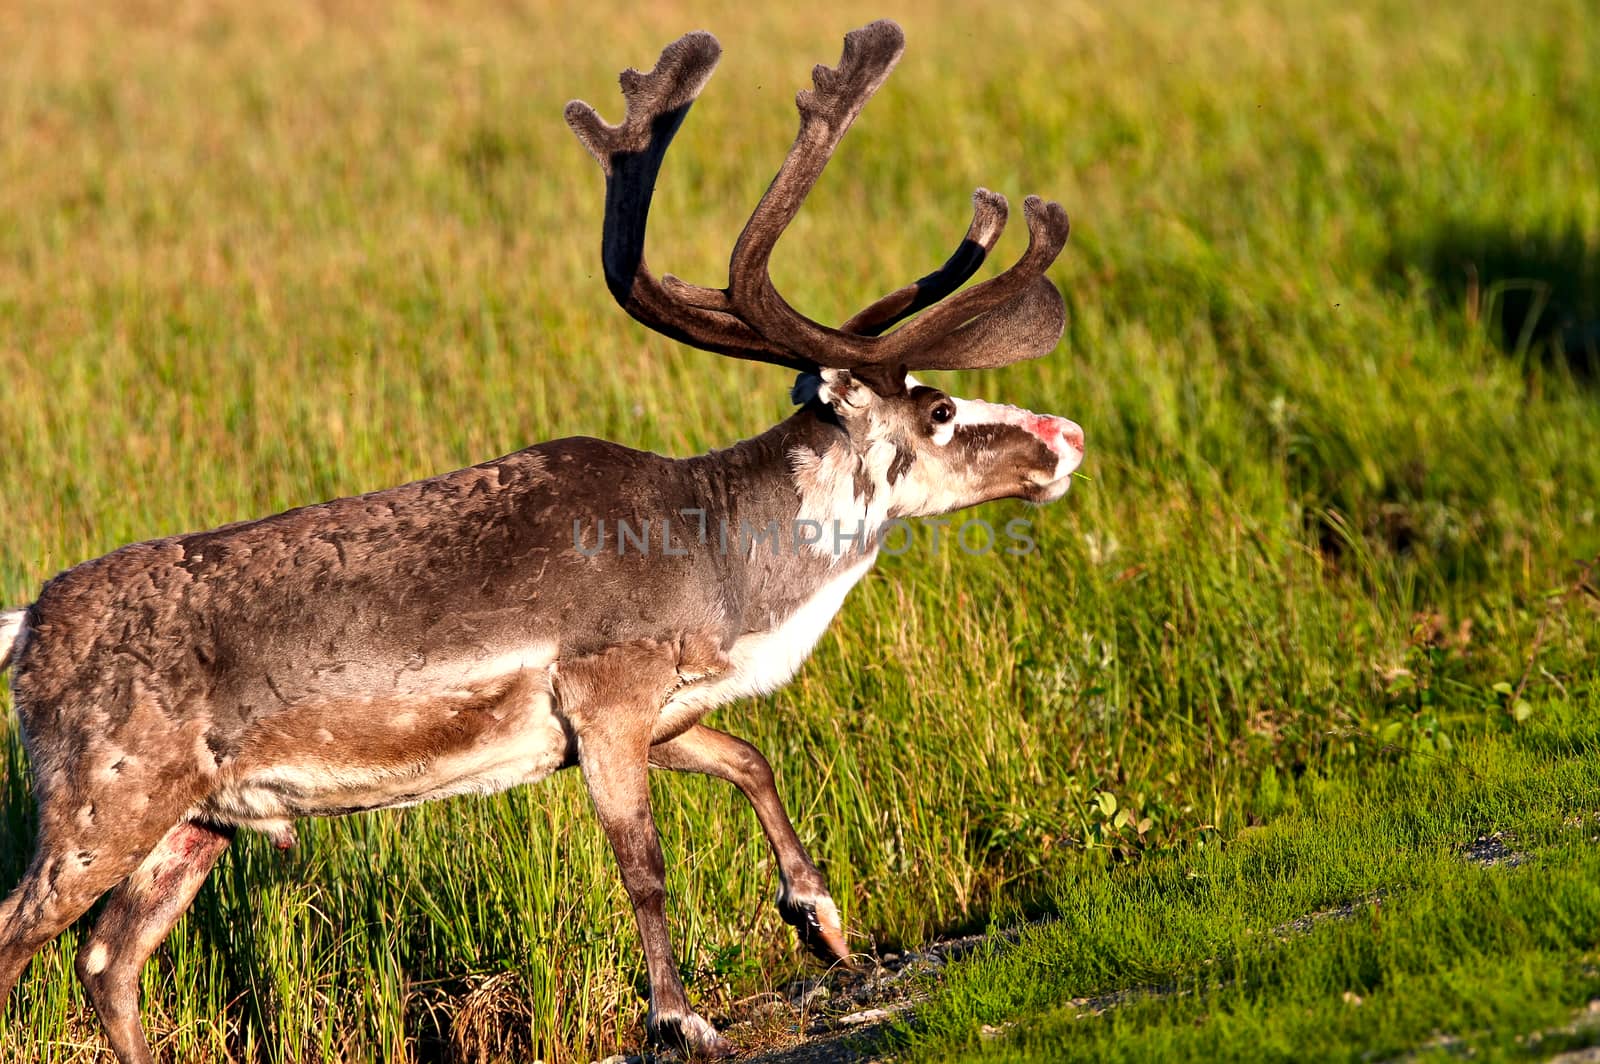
xmin=794 ymin=368 xmax=1085 ymax=521
xmin=567 ymin=20 xmax=1084 ymax=528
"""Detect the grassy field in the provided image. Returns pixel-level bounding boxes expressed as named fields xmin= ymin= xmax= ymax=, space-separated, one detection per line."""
xmin=1 ymin=0 xmax=1598 ymax=1060
xmin=901 ymin=693 xmax=1600 ymax=1061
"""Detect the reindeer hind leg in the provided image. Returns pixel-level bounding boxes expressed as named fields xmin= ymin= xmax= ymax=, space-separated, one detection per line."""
xmin=2 ymin=698 xmax=214 ymax=1020
xmin=0 ymin=827 xmax=154 ymax=1005
xmin=74 ymin=820 xmax=233 ymax=1064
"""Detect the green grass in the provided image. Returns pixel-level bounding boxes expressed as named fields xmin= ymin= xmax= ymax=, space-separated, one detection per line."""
xmin=1 ymin=0 xmax=1598 ymax=1060
xmin=902 ymin=690 xmax=1600 ymax=1061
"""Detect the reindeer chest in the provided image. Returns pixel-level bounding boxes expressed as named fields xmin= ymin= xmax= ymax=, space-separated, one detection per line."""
xmin=650 ymin=555 xmax=876 ymax=738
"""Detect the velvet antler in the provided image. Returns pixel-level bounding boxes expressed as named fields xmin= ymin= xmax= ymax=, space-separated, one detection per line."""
xmin=567 ymin=20 xmax=1069 ymax=375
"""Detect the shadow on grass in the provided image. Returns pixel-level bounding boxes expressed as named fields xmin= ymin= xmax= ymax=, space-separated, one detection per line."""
xmin=1387 ymin=220 xmax=1600 ymax=381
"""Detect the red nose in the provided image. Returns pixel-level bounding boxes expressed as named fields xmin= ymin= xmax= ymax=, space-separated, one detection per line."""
xmin=1027 ymin=415 xmax=1085 ymax=455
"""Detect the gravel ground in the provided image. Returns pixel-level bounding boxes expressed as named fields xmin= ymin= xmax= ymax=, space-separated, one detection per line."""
xmin=732 ymin=928 xmax=1031 ymax=1064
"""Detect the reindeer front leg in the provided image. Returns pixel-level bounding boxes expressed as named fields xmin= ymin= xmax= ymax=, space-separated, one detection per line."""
xmin=558 ymin=647 xmax=733 ymax=1059
xmin=650 ymin=724 xmax=850 ymax=967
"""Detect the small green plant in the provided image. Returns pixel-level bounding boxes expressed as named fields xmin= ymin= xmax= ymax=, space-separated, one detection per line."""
xmin=1080 ymin=791 xmax=1156 ymax=860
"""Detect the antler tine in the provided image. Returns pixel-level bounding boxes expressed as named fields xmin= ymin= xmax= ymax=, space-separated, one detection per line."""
xmin=840 ymin=188 xmax=1009 ymax=337
xmin=566 ymin=33 xmax=814 ymax=371
xmin=565 ymin=32 xmax=720 ymax=177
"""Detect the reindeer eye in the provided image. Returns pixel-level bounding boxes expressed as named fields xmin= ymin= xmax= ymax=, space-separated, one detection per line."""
xmin=930 ymin=402 xmax=955 ymax=425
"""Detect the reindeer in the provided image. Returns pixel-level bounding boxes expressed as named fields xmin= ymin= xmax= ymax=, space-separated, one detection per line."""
xmin=0 ymin=19 xmax=1081 ymax=1060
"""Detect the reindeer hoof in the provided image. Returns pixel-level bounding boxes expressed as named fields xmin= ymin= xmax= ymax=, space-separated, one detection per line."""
xmin=778 ymin=893 xmax=853 ymax=969
xmin=650 ymin=1010 xmax=735 ymax=1059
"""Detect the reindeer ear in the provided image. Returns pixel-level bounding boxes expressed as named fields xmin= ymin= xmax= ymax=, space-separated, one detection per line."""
xmin=817 ymin=368 xmax=874 ymax=412
xmin=791 ymin=371 xmax=824 ymax=405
